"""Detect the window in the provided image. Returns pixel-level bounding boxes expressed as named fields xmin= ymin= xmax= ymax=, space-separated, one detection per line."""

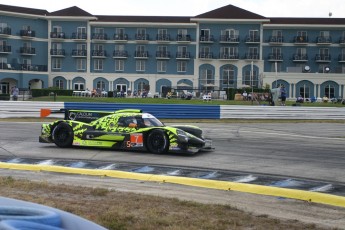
xmin=200 ymin=69 xmax=214 ymax=89
xmin=222 ymin=66 xmax=235 ymax=87
xmin=200 ymin=29 xmax=210 ymax=39
xmin=96 ymin=80 xmax=106 ymax=91
xmin=52 ymin=26 xmax=62 ymax=33
xmin=74 ymin=82 xmax=84 ymax=90
xmin=248 ymin=30 xmax=259 ymax=40
xmin=244 ymin=70 xmax=258 ymax=87
xmin=52 ymin=58 xmax=62 ymax=69
xmin=178 ymin=29 xmax=187 ymax=36
xmin=55 ymin=79 xmax=63 ymax=89
xmin=77 ymin=27 xmax=86 ymax=38
xmin=177 ymin=61 xmax=186 ymax=72
xmin=94 ymin=59 xmax=103 ymax=70
xmin=157 ymin=60 xmax=167 ymax=72
xmin=221 ymin=29 xmax=239 ymax=38
xmin=299 ymin=84 xmax=310 ymax=98
xmin=324 ymin=84 xmax=335 ymax=98
xmin=115 ymin=59 xmax=124 ymax=71
xmin=76 ymin=59 xmax=86 ymax=71
xmin=272 ymin=30 xmax=282 ymax=37
xmin=136 ymin=60 xmax=145 ymax=71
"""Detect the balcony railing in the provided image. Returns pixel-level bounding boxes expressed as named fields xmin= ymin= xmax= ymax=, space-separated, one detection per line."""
xmin=135 ymin=34 xmax=149 ymax=41
xmin=219 ymin=35 xmax=240 ymax=43
xmin=316 ymin=36 xmax=332 ymax=44
xmin=0 ymin=27 xmax=11 ymax=36
xmin=176 ymin=34 xmax=191 ymax=42
xmin=92 ymin=33 xmax=108 ymax=40
xmin=294 ymin=36 xmax=308 ymax=44
xmin=20 ymin=30 xmax=35 ymax=38
xmin=0 ymin=45 xmax=11 ymax=53
xmin=71 ymin=49 xmax=87 ymax=57
xmin=156 ymin=51 xmax=170 ymax=59
xmin=156 ymin=34 xmax=170 ymax=42
xmin=315 ymin=54 xmax=331 ymax=62
xmin=113 ymin=50 xmax=128 ymax=58
xmin=50 ymin=49 xmax=65 ymax=56
xmin=20 ymin=64 xmax=47 ymax=72
xmin=219 ymin=53 xmax=239 ymax=60
xmin=199 ymin=52 xmax=213 ymax=59
xmin=176 ymin=52 xmax=190 ymax=59
xmin=113 ymin=34 xmax=128 ymax=41
xmin=245 ymin=35 xmax=260 ymax=43
xmin=293 ymin=54 xmax=308 ymax=61
xmin=50 ymin=32 xmax=66 ymax=39
xmin=244 ymin=53 xmax=259 ymax=60
xmin=134 ymin=51 xmax=149 ymax=58
xmin=268 ymin=36 xmax=283 ymax=44
xmin=92 ymin=50 xmax=107 ymax=57
xmin=71 ymin=33 xmax=87 ymax=40
xmin=199 ymin=35 xmax=214 ymax=43
xmin=268 ymin=53 xmax=283 ymax=61
xmin=20 ymin=47 xmax=35 ymax=55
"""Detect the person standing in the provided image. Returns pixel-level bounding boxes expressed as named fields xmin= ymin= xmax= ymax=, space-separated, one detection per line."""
xmin=280 ymin=85 xmax=287 ymax=106
xmin=12 ymin=85 xmax=19 ymax=101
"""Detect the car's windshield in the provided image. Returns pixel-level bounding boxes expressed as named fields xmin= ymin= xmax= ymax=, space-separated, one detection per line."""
xmin=135 ymin=114 xmax=164 ymax=127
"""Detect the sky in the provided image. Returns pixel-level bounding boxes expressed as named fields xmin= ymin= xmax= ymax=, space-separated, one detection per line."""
xmin=1 ymin=0 xmax=344 ymax=18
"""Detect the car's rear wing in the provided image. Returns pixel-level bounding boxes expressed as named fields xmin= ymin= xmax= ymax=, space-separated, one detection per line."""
xmin=40 ymin=108 xmax=143 ymax=123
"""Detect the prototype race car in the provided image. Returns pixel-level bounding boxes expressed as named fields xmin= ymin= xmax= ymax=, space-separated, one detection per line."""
xmin=39 ymin=108 xmax=213 ymax=154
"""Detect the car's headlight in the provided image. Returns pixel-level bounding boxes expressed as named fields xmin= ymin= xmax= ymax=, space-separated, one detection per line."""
xmin=177 ymin=129 xmax=189 ymax=142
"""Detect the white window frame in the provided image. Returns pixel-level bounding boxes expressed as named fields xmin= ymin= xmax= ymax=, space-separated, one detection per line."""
xmin=76 ymin=59 xmax=86 ymax=71
xmin=52 ymin=58 xmax=62 ymax=69
xmin=157 ymin=60 xmax=167 ymax=72
xmin=115 ymin=59 xmax=124 ymax=71
xmin=94 ymin=59 xmax=103 ymax=70
xmin=177 ymin=61 xmax=187 ymax=72
xmin=136 ymin=60 xmax=145 ymax=71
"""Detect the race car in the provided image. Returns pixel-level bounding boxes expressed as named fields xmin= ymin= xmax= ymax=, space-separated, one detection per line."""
xmin=39 ymin=108 xmax=213 ymax=154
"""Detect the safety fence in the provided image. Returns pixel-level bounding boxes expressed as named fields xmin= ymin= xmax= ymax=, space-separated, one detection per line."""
xmin=0 ymin=101 xmax=344 ymax=119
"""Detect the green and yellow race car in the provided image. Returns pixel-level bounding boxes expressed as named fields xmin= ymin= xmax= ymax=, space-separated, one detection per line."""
xmin=39 ymin=109 xmax=213 ymax=154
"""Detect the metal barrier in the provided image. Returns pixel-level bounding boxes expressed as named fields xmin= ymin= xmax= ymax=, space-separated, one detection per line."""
xmin=0 ymin=101 xmax=344 ymax=119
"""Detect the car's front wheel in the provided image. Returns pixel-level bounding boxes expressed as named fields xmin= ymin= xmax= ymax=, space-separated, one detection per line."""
xmin=146 ymin=129 xmax=169 ymax=154
xmin=52 ymin=122 xmax=74 ymax=148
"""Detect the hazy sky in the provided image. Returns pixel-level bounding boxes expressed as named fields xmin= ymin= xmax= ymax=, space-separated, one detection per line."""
xmin=0 ymin=0 xmax=343 ymax=18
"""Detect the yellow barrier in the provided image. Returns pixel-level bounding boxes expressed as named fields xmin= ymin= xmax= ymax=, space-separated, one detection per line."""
xmin=1 ymin=162 xmax=345 ymax=208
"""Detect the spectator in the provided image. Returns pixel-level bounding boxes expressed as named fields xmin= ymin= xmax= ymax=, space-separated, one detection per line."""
xmin=11 ymin=85 xmax=19 ymax=101
xmin=280 ymin=85 xmax=287 ymax=106
xmin=296 ymin=95 xmax=304 ymax=103
xmin=242 ymin=90 xmax=248 ymax=100
xmin=322 ymin=95 xmax=329 ymax=103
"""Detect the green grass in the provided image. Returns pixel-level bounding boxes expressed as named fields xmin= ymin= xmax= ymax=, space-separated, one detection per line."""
xmin=30 ymin=96 xmax=345 ymax=107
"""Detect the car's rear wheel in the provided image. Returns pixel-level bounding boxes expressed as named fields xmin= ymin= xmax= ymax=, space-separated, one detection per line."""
xmin=52 ymin=122 xmax=74 ymax=148
xmin=146 ymin=129 xmax=169 ymax=154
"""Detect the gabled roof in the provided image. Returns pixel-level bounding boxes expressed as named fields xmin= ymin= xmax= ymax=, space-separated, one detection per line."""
xmin=0 ymin=4 xmax=48 ymax=15
xmin=95 ymin=15 xmax=191 ymax=23
xmin=194 ymin=4 xmax=266 ymax=19
xmin=49 ymin=6 xmax=93 ymax=17
xmin=268 ymin=17 xmax=345 ymax=25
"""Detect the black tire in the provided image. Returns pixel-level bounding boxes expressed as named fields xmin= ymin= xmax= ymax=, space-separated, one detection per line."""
xmin=146 ymin=129 xmax=169 ymax=154
xmin=52 ymin=122 xmax=74 ymax=148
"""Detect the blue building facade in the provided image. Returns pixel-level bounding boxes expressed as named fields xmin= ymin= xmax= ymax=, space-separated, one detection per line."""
xmin=1 ymin=4 xmax=345 ymax=99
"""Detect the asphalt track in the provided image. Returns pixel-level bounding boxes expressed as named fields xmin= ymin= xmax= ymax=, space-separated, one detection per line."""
xmin=1 ymin=121 xmax=345 ymax=207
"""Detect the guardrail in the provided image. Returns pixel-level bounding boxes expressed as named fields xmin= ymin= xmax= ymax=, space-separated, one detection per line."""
xmin=0 ymin=101 xmax=344 ymax=119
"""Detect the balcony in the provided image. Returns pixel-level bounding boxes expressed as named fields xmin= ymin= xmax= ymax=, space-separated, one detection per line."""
xmin=293 ymin=54 xmax=308 ymax=62
xmin=219 ymin=35 xmax=240 ymax=43
xmin=50 ymin=32 xmax=66 ymax=39
xmin=316 ymin=36 xmax=332 ymax=45
xmin=71 ymin=33 xmax=87 ymax=40
xmin=245 ymin=35 xmax=260 ymax=43
xmin=0 ymin=27 xmax=11 ymax=36
xmin=156 ymin=34 xmax=170 ymax=42
xmin=338 ymin=54 xmax=345 ymax=62
xmin=268 ymin=36 xmax=283 ymax=44
xmin=0 ymin=45 xmax=11 ymax=54
xmin=113 ymin=50 xmax=128 ymax=59
xmin=92 ymin=50 xmax=107 ymax=58
xmin=294 ymin=36 xmax=308 ymax=44
xmin=20 ymin=47 xmax=35 ymax=55
xmin=244 ymin=53 xmax=259 ymax=60
xmin=50 ymin=49 xmax=65 ymax=56
xmin=134 ymin=51 xmax=149 ymax=59
xmin=176 ymin=52 xmax=191 ymax=59
xmin=219 ymin=53 xmax=239 ymax=60
xmin=20 ymin=30 xmax=35 ymax=38
xmin=71 ymin=49 xmax=87 ymax=57
xmin=268 ymin=53 xmax=283 ymax=61
xmin=135 ymin=34 xmax=149 ymax=42
xmin=92 ymin=33 xmax=108 ymax=41
xmin=176 ymin=34 xmax=191 ymax=42
xmin=199 ymin=52 xmax=213 ymax=59
xmin=113 ymin=34 xmax=128 ymax=42
xmin=199 ymin=35 xmax=214 ymax=43
xmin=20 ymin=64 xmax=47 ymax=72
xmin=315 ymin=54 xmax=331 ymax=62
xmin=156 ymin=51 xmax=170 ymax=59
